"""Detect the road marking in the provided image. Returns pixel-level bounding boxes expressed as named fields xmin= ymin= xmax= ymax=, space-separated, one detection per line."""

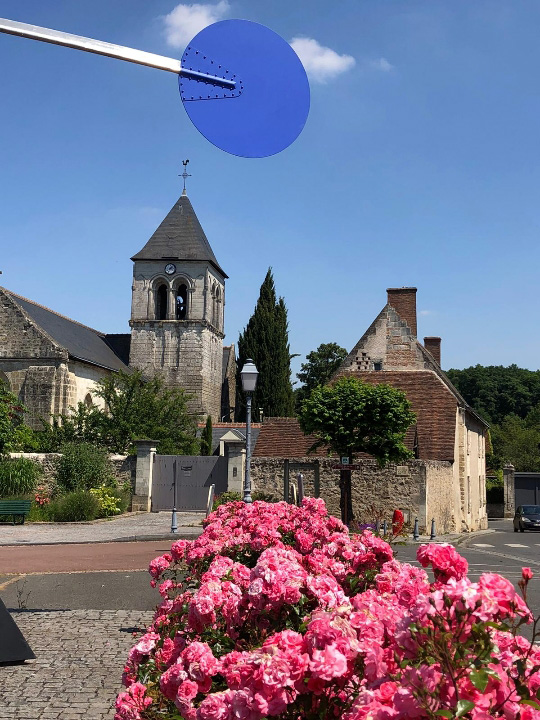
xmin=0 ymin=574 xmax=27 ymax=591
xmin=472 ymin=543 xmax=495 ymax=548
xmin=0 ymin=568 xmax=149 ymax=578
xmin=505 ymin=543 xmax=529 ymax=548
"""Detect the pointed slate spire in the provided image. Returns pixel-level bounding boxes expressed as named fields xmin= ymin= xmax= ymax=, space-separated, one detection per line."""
xmin=131 ymin=194 xmax=227 ymax=278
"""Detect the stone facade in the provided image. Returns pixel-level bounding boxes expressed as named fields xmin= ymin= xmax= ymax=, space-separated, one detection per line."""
xmin=250 ymin=457 xmax=456 ymax=534
xmin=251 ymin=287 xmax=489 ymax=534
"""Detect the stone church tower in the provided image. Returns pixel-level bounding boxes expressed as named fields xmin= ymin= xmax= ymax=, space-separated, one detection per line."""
xmin=129 ymin=188 xmax=227 ymax=422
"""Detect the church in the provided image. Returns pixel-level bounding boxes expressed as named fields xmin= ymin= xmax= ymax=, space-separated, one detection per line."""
xmin=0 ymin=186 xmax=236 ymax=426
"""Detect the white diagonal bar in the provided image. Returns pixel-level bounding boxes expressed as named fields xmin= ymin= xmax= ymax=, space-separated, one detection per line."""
xmin=0 ymin=17 xmax=236 ymax=89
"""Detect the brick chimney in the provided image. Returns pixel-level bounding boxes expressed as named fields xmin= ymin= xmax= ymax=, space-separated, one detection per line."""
xmin=386 ymin=287 xmax=417 ymax=337
xmin=424 ymin=337 xmax=441 ymax=365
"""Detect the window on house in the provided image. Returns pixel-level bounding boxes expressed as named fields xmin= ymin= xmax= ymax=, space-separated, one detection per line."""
xmin=156 ymin=284 xmax=168 ymax=320
xmin=373 ymin=361 xmax=382 ymax=371
xmin=84 ymin=393 xmax=93 ymax=408
xmin=176 ymin=284 xmax=188 ymax=320
xmin=233 ymin=467 xmax=238 ymax=478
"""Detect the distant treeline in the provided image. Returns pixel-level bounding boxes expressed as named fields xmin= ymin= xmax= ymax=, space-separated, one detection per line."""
xmin=447 ymin=364 xmax=540 ymax=472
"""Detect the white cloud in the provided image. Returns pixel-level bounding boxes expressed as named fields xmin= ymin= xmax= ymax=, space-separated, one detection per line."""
xmin=368 ymin=57 xmax=394 ymax=72
xmin=290 ymin=37 xmax=355 ymax=83
xmin=162 ymin=1 xmax=230 ymax=49
xmin=419 ymin=310 xmax=436 ymax=316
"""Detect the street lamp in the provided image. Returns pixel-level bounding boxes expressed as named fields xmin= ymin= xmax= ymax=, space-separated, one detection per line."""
xmin=240 ymin=359 xmax=259 ymax=503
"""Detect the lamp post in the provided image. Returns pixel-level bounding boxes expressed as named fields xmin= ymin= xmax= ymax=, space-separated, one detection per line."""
xmin=240 ymin=359 xmax=259 ymax=503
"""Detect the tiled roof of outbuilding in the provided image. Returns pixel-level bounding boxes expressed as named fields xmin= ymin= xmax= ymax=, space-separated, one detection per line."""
xmin=253 ymin=417 xmax=328 ymax=458
xmin=131 ymin=193 xmax=227 ymax=278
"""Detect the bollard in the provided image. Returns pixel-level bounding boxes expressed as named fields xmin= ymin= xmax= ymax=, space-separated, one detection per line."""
xmin=375 ymin=519 xmax=380 ymax=534
xmin=382 ymin=519 xmax=387 ymax=536
xmin=413 ymin=517 xmax=419 ymax=541
xmin=430 ymin=518 xmax=436 ymax=541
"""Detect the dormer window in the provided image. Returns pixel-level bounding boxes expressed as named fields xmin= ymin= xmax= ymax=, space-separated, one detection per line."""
xmin=176 ymin=284 xmax=188 ymax=320
xmin=156 ymin=284 xmax=168 ymax=320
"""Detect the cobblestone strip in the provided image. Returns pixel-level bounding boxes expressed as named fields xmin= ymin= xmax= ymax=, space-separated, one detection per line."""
xmin=0 ymin=609 xmax=153 ymax=720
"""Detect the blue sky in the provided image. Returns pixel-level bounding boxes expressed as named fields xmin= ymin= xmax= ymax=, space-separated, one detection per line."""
xmin=1 ymin=0 xmax=539 ymax=380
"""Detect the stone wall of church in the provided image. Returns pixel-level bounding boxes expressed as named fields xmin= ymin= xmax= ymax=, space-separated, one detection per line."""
xmin=130 ymin=262 xmax=225 ymax=423
xmin=129 ymin=321 xmax=222 ymax=421
xmin=67 ymin=359 xmax=109 ymax=409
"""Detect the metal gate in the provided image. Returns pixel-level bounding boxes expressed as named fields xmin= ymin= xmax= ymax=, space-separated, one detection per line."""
xmin=515 ymin=472 xmax=540 ymax=507
xmin=151 ymin=455 xmax=228 ymax=512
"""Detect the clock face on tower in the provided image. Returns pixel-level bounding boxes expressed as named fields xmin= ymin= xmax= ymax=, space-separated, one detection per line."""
xmin=165 ymin=263 xmax=176 ymax=275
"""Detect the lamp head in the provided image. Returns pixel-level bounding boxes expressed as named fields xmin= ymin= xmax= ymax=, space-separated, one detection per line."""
xmin=240 ymin=359 xmax=259 ymax=393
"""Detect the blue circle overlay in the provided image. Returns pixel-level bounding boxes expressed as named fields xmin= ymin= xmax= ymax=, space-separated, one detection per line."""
xmin=179 ymin=20 xmax=310 ymax=158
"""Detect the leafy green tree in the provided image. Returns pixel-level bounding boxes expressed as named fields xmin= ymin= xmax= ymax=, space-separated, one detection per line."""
xmin=447 ymin=364 xmax=540 ymax=425
xmin=35 ymin=370 xmax=198 ymax=455
xmin=93 ymin=370 xmax=198 ymax=455
xmin=295 ymin=343 xmax=348 ymax=409
xmin=236 ymin=268 xmax=295 ymax=420
xmin=490 ymin=411 xmax=540 ymax=472
xmin=298 ymin=376 xmax=416 ymax=524
xmin=200 ymin=416 xmax=213 ymax=456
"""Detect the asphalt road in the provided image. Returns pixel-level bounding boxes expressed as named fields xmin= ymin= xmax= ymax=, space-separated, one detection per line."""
xmin=1 ymin=520 xmax=540 ymax=631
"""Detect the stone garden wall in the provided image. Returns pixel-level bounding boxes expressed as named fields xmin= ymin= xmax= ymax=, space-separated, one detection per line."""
xmin=8 ymin=452 xmax=136 ymax=488
xmin=250 ymin=457 xmax=455 ymax=534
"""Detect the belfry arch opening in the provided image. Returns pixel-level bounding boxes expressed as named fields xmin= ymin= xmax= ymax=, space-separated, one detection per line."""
xmin=176 ymin=284 xmax=188 ymax=320
xmin=156 ymin=284 xmax=168 ymax=320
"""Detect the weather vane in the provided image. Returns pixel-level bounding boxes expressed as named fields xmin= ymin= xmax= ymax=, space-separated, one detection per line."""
xmin=180 ymin=159 xmax=191 ymax=194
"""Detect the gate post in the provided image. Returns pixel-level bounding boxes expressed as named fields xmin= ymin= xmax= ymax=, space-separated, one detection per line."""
xmin=503 ymin=464 xmax=515 ymax=518
xmin=133 ymin=440 xmax=158 ymax=512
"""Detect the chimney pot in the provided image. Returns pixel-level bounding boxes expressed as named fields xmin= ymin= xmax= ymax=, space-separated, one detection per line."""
xmin=424 ymin=336 xmax=441 ymax=365
xmin=386 ymin=287 xmax=417 ymax=336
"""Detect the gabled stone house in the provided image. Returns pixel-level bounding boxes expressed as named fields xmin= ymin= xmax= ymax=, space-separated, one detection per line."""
xmin=251 ymin=287 xmax=488 ymax=533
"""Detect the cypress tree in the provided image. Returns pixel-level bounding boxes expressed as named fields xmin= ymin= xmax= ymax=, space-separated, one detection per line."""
xmin=236 ymin=268 xmax=295 ymax=421
xmin=200 ymin=415 xmax=213 ymax=456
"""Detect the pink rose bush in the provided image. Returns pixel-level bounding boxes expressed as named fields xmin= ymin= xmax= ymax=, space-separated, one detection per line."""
xmin=116 ymin=499 xmax=540 ymax=719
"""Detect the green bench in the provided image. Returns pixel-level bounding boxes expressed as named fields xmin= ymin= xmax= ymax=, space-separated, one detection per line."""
xmin=0 ymin=500 xmax=32 ymax=525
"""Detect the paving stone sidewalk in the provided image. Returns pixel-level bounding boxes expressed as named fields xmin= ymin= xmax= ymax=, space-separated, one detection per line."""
xmin=0 ymin=609 xmax=154 ymax=720
xmin=0 ymin=511 xmax=205 ymax=545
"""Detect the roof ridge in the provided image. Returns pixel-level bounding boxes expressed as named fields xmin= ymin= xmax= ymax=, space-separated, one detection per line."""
xmin=5 ymin=288 xmax=105 ymax=337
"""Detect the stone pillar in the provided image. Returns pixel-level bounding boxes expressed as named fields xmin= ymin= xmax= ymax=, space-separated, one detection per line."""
xmin=132 ymin=440 xmax=158 ymax=512
xmin=503 ymin=464 xmax=515 ymax=517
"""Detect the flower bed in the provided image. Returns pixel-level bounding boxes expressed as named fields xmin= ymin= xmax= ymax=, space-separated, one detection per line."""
xmin=117 ymin=499 xmax=540 ymax=719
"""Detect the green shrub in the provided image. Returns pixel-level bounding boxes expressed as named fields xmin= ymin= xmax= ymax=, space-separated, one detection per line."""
xmin=56 ymin=442 xmax=114 ymax=493
xmin=212 ymin=490 xmax=280 ymax=511
xmin=252 ymin=490 xmax=280 ymax=503
xmin=0 ymin=457 xmax=42 ymax=497
xmin=212 ymin=491 xmax=242 ymax=510
xmin=46 ymin=491 xmax=101 ymax=522
xmin=90 ymin=485 xmax=124 ymax=517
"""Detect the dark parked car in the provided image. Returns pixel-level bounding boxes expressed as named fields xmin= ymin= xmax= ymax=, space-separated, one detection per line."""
xmin=513 ymin=505 xmax=540 ymax=532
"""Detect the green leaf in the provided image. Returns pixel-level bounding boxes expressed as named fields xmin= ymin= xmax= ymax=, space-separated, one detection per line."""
xmin=435 ymin=710 xmax=453 ymax=718
xmin=469 ymin=669 xmax=489 ymax=692
xmin=522 ymin=699 xmax=540 ymax=710
xmin=455 ymin=700 xmax=475 ymax=718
